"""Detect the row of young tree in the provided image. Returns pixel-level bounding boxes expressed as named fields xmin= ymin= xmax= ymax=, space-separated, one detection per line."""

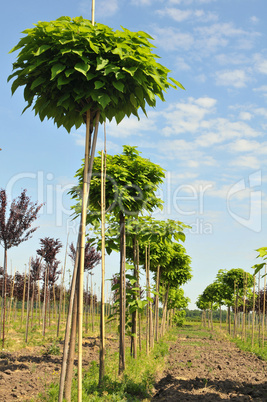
xmin=197 ymin=267 xmax=267 ymax=348
xmin=0 ymin=146 xmax=193 ymax=401
xmin=7 ymin=11 xmax=187 ymax=401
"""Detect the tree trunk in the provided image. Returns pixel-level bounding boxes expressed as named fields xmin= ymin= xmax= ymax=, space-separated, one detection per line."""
xmin=262 ymin=264 xmax=266 ymax=347
xmin=99 ymin=149 xmax=106 ymax=386
xmin=252 ymin=275 xmax=256 ymax=347
xmin=160 ymin=282 xmax=169 ymax=337
xmin=131 ymin=234 xmax=137 ymax=359
xmin=25 ymin=259 xmax=31 ymax=343
xmin=119 ymin=212 xmax=126 ymax=375
xmin=64 ymin=284 xmax=78 ymax=402
xmin=147 ymin=244 xmax=153 ymax=350
xmin=2 ymin=248 xmax=7 ymax=347
xmin=154 ymin=265 xmax=160 ymax=342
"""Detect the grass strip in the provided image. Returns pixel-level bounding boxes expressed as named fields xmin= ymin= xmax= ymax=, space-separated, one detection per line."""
xmin=39 ymin=328 xmax=178 ymax=401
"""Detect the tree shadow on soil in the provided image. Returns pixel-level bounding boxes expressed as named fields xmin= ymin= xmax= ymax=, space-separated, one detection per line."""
xmin=152 ymin=373 xmax=267 ymax=401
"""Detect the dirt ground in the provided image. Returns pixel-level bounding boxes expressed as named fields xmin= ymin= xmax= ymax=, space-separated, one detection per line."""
xmin=1 ymin=327 xmax=267 ymax=401
xmin=152 ymin=327 xmax=267 ymax=401
xmin=0 ymin=335 xmax=117 ymax=401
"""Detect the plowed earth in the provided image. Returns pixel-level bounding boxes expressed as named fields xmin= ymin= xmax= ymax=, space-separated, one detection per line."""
xmin=1 ymin=326 xmax=267 ymax=401
xmin=0 ymin=335 xmax=116 ymax=401
xmin=152 ymin=327 xmax=267 ymax=401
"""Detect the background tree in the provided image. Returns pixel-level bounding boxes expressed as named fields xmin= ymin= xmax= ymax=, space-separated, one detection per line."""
xmin=71 ymin=145 xmax=165 ymax=374
xmin=221 ymin=268 xmax=253 ymax=337
xmin=69 ymin=239 xmax=101 ymax=272
xmin=37 ymin=237 xmax=62 ymax=334
xmin=0 ymin=188 xmax=43 ymax=346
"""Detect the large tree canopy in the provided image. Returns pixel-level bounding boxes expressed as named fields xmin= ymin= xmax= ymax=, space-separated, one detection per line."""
xmin=8 ymin=16 xmax=184 ymax=132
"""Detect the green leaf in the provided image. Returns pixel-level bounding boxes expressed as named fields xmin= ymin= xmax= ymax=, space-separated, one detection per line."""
xmin=30 ymin=76 xmax=46 ymax=90
xmin=112 ymin=81 xmax=124 ymax=92
xmin=122 ymin=66 xmax=138 ymax=76
xmin=97 ymin=94 xmax=111 ymax=109
xmin=34 ymin=45 xmax=51 ymax=56
xmin=94 ymin=80 xmax=105 ymax=89
xmin=169 ymin=77 xmax=185 ymax=90
xmin=74 ymin=62 xmax=90 ymax=76
xmin=96 ymin=57 xmax=109 ymax=71
xmin=51 ymin=63 xmax=66 ymax=80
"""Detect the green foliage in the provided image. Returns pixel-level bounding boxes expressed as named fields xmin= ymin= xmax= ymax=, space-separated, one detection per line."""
xmin=8 ymin=16 xmax=184 ymax=132
xmin=221 ymin=268 xmax=254 ymax=293
xmin=71 ymin=145 xmax=165 ymax=219
xmin=109 ymin=270 xmax=149 ymax=337
xmin=167 ymin=287 xmax=189 ymax=311
xmin=42 ymin=339 xmax=61 ymax=356
xmin=173 ymin=310 xmax=186 ymax=327
xmin=159 ymin=243 xmax=192 ymax=287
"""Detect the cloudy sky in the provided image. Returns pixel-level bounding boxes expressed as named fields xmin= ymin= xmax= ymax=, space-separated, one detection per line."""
xmin=1 ymin=0 xmax=267 ymax=307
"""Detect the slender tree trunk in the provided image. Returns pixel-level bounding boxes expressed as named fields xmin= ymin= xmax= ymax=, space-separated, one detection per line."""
xmin=42 ymin=264 xmax=48 ymax=337
xmin=160 ymin=283 xmax=169 ymax=337
xmin=8 ymin=272 xmax=15 ymax=326
xmin=131 ymin=234 xmax=137 ymax=359
xmin=2 ymin=248 xmax=7 ymax=347
xmin=252 ymin=275 xmax=256 ymax=347
xmin=137 ymin=241 xmax=142 ymax=353
xmin=262 ymin=264 xmax=266 ymax=348
xmin=99 ymin=149 xmax=106 ymax=386
xmin=258 ymin=271 xmax=261 ymax=346
xmin=21 ymin=266 xmax=27 ymax=326
xmin=145 ymin=246 xmax=149 ymax=355
xmin=30 ymin=282 xmax=35 ymax=328
xmin=147 ymin=244 xmax=153 ymax=350
xmin=119 ymin=212 xmax=126 ymax=375
xmin=64 ymin=283 xmax=78 ymax=402
xmin=154 ymin=265 xmax=160 ymax=341
xmin=25 ymin=258 xmax=31 ymax=343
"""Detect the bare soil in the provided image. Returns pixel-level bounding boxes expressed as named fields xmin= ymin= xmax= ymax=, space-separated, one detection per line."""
xmin=152 ymin=326 xmax=267 ymax=401
xmin=1 ymin=326 xmax=267 ymax=401
xmin=0 ymin=335 xmax=117 ymax=401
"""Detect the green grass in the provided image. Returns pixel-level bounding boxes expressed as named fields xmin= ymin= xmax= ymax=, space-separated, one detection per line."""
xmin=41 ymin=328 xmax=178 ymax=402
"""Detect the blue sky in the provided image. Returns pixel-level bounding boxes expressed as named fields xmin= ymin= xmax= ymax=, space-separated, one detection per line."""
xmin=1 ymin=0 xmax=267 ymax=307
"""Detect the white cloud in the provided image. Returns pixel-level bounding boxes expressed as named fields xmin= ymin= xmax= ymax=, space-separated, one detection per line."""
xmin=250 ymin=16 xmax=259 ymax=24
xmin=195 ymin=23 xmax=260 ymax=53
xmin=215 ymin=53 xmax=250 ymax=66
xmin=231 ymin=155 xmax=261 ymax=169
xmin=239 ymin=111 xmax=252 ymax=121
xmin=79 ymin=0 xmax=119 ymax=17
xmin=253 ymin=85 xmax=267 ymax=93
xmin=214 ymin=69 xmax=250 ymax=88
xmin=230 ymin=139 xmax=260 ymax=153
xmin=161 ymin=97 xmax=217 ymax=136
xmin=156 ymin=7 xmax=217 ymax=22
xmin=105 ymin=113 xmax=157 ymax=138
xmin=254 ymin=54 xmax=267 ymax=74
xmin=152 ymin=26 xmax=194 ymax=51
xmin=131 ymin=0 xmax=153 ymax=5
xmin=175 ymin=57 xmax=191 ymax=71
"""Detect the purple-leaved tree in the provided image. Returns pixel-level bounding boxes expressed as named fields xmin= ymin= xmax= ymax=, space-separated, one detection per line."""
xmin=37 ymin=237 xmax=62 ymax=335
xmin=0 ymin=188 xmax=43 ymax=346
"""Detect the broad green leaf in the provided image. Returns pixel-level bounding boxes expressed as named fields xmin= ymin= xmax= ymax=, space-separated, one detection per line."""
xmin=74 ymin=62 xmax=90 ymax=76
xmin=94 ymin=80 xmax=105 ymax=89
xmin=97 ymin=93 xmax=111 ymax=109
xmin=112 ymin=81 xmax=124 ymax=92
xmin=96 ymin=56 xmax=109 ymax=71
xmin=34 ymin=45 xmax=51 ymax=56
xmin=169 ymin=77 xmax=185 ymax=90
xmin=30 ymin=76 xmax=46 ymax=90
xmin=51 ymin=63 xmax=66 ymax=80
